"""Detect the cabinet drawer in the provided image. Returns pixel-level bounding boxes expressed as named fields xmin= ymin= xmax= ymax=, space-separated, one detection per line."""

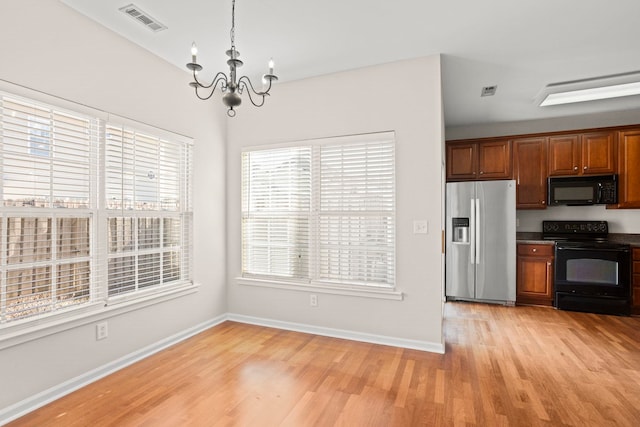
xmin=634 ymin=275 xmax=640 ymax=287
xmin=517 ymin=243 xmax=554 ymax=257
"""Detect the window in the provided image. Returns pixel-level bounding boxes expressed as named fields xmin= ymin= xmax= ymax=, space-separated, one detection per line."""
xmin=105 ymin=125 xmax=192 ymax=298
xmin=241 ymin=132 xmax=395 ymax=289
xmin=0 ymin=92 xmax=193 ymax=327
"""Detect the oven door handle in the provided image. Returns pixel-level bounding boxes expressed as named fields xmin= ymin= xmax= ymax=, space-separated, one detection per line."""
xmin=556 ymin=246 xmax=629 ymax=253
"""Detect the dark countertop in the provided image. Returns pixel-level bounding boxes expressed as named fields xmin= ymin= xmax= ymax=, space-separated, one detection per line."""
xmin=608 ymin=233 xmax=640 ymax=246
xmin=516 ymin=232 xmax=547 ymax=244
xmin=516 ymin=232 xmax=640 ymax=247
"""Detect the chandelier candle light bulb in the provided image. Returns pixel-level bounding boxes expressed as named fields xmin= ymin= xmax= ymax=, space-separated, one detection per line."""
xmin=191 ymin=42 xmax=197 ymax=63
xmin=186 ymin=0 xmax=278 ymax=117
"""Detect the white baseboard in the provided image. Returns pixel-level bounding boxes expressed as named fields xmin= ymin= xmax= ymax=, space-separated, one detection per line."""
xmin=0 ymin=315 xmax=227 ymax=426
xmin=227 ymin=313 xmax=445 ymax=354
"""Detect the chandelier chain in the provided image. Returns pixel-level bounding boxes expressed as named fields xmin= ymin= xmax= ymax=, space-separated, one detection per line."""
xmin=230 ymin=0 xmax=236 ymax=49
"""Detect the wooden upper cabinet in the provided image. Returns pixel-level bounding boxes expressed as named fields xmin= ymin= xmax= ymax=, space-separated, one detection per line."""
xmin=548 ymin=135 xmax=580 ymax=176
xmin=581 ymin=131 xmax=616 ymax=174
xmin=615 ymin=128 xmax=640 ymax=208
xmin=446 ymin=143 xmax=477 ymax=180
xmin=478 ymin=140 xmax=511 ymax=179
xmin=548 ymin=131 xmax=616 ymax=176
xmin=446 ymin=140 xmax=511 ymax=181
xmin=512 ymin=137 xmax=547 ymax=209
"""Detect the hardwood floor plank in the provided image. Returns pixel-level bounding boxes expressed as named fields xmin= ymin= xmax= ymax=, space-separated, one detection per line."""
xmin=7 ymin=303 xmax=640 ymax=426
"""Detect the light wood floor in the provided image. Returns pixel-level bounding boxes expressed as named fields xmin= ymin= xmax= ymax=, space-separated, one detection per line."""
xmin=8 ymin=303 xmax=640 ymax=426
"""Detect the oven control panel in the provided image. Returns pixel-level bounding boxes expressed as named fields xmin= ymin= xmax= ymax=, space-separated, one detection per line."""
xmin=542 ymin=220 xmax=608 ymax=239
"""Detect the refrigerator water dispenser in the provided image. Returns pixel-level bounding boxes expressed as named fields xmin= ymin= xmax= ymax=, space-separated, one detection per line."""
xmin=452 ymin=217 xmax=469 ymax=244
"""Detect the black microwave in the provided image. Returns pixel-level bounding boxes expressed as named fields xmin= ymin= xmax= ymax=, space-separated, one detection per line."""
xmin=548 ymin=174 xmax=618 ymax=206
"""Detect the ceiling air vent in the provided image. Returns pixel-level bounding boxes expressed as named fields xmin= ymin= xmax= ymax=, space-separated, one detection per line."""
xmin=481 ymin=85 xmax=498 ymax=97
xmin=119 ymin=4 xmax=167 ymax=32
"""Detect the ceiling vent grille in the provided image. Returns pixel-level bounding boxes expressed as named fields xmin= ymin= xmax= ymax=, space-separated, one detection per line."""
xmin=481 ymin=85 xmax=498 ymax=97
xmin=119 ymin=4 xmax=167 ymax=32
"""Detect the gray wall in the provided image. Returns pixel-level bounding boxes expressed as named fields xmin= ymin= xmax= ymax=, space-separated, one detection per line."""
xmin=226 ymin=56 xmax=446 ymax=347
xmin=0 ymin=0 xmax=227 ymax=410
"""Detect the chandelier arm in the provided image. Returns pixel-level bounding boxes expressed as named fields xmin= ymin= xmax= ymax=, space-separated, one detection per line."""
xmin=194 ymin=74 xmax=230 ymax=100
xmin=237 ymin=76 xmax=272 ymax=107
xmin=193 ymin=71 xmax=229 ymax=90
xmin=237 ymin=77 xmax=266 ymax=107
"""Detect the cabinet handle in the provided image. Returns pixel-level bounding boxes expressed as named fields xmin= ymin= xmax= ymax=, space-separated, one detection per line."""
xmin=479 ymin=171 xmax=484 ymax=175
xmin=547 ymin=262 xmax=552 ymax=266
xmin=583 ymin=166 xmax=587 ymax=170
xmin=573 ymin=166 xmax=578 ymax=171
xmin=541 ymin=200 xmax=546 ymax=205
xmin=532 ymin=248 xmax=537 ymax=253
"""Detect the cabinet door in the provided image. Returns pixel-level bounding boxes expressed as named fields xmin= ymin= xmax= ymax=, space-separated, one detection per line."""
xmin=446 ymin=143 xmax=477 ymax=180
xmin=478 ymin=140 xmax=511 ymax=179
xmin=513 ymin=137 xmax=547 ymax=209
xmin=516 ymin=255 xmax=554 ymax=306
xmin=581 ymin=131 xmax=616 ymax=174
xmin=548 ymin=135 xmax=580 ymax=176
xmin=615 ymin=129 xmax=640 ymax=208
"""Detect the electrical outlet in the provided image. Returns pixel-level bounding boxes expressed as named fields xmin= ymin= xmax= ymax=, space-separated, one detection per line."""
xmin=96 ymin=322 xmax=108 ymax=340
xmin=310 ymin=294 xmax=318 ymax=307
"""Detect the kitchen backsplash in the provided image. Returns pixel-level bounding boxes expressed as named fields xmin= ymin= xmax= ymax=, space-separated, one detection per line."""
xmin=517 ymin=205 xmax=640 ymax=234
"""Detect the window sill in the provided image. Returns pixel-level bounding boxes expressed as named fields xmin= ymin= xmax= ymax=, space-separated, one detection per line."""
xmin=236 ymin=277 xmax=403 ymax=300
xmin=0 ymin=283 xmax=199 ymax=351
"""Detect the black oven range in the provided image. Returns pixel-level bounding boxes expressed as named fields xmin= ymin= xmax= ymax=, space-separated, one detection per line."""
xmin=542 ymin=220 xmax=631 ymax=316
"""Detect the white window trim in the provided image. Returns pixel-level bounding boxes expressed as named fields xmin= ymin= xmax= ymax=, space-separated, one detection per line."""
xmin=240 ymin=131 xmax=398 ymax=295
xmin=236 ymin=276 xmax=403 ymax=300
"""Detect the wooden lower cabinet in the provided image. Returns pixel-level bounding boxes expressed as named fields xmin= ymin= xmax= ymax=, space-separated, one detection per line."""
xmin=516 ymin=243 xmax=554 ymax=306
xmin=633 ymin=248 xmax=640 ymax=315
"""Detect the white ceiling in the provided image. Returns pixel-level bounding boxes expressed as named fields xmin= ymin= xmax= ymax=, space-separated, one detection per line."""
xmin=61 ymin=0 xmax=640 ymax=127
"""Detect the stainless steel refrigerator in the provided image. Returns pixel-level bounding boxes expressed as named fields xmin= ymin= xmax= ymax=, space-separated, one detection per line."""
xmin=446 ymin=180 xmax=516 ymax=303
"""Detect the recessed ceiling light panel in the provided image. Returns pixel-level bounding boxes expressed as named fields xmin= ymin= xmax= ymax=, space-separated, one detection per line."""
xmin=537 ymin=71 xmax=640 ymax=107
xmin=540 ymin=82 xmax=640 ymax=106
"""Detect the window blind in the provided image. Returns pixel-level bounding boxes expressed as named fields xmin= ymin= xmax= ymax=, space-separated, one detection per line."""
xmin=241 ymin=132 xmax=396 ymax=288
xmin=241 ymin=147 xmax=311 ymax=279
xmin=316 ymin=138 xmax=395 ymax=286
xmin=1 ymin=97 xmax=98 ymax=208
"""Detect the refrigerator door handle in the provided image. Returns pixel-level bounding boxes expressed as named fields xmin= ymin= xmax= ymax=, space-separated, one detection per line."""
xmin=475 ymin=198 xmax=481 ymax=265
xmin=470 ymin=198 xmax=475 ymax=265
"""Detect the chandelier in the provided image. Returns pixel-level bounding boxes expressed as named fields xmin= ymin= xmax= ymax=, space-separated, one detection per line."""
xmin=186 ymin=0 xmax=278 ymax=117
